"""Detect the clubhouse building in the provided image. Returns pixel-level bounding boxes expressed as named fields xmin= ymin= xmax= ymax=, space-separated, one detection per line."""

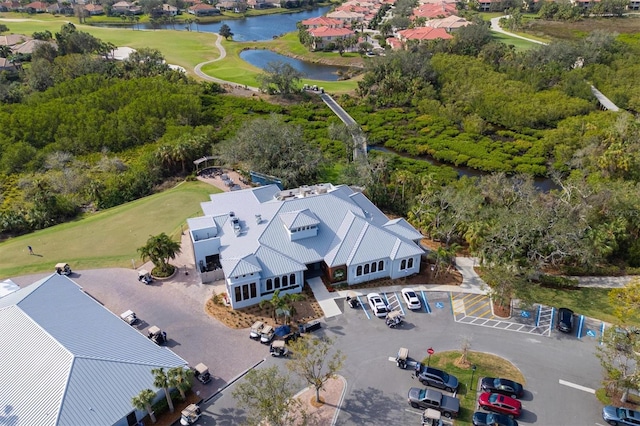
xmin=188 ymin=183 xmax=425 ymax=309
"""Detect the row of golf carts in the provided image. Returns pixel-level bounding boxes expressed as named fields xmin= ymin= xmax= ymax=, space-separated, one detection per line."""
xmin=250 ymin=320 xmax=322 ymax=357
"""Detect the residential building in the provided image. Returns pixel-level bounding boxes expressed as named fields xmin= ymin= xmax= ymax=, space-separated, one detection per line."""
xmin=326 ymin=10 xmax=365 ymax=25
xmin=83 ymin=3 xmax=104 ymax=15
xmin=162 ymin=3 xmax=178 ymax=15
xmin=23 ymin=0 xmax=47 ymax=12
xmin=425 ymin=15 xmax=471 ymax=31
xmin=0 ymin=34 xmax=28 ymax=47
xmin=307 ymin=26 xmax=356 ymax=49
xmin=188 ymin=3 xmax=220 ymax=15
xmin=412 ymin=2 xmax=457 ymax=19
xmin=396 ymin=26 xmax=452 ymax=42
xmin=301 ymin=16 xmax=344 ymax=29
xmin=0 ymin=274 xmax=187 ymax=426
xmin=188 ymin=184 xmax=424 ymax=309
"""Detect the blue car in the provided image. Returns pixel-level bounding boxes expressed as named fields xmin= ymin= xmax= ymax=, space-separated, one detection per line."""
xmin=602 ymin=405 xmax=640 ymax=426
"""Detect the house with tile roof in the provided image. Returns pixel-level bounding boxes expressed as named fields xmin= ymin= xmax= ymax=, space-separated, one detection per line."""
xmin=397 ymin=26 xmax=452 ymax=42
xmin=24 ymin=0 xmax=47 ymax=12
xmin=307 ymin=26 xmax=356 ymax=49
xmin=0 ymin=274 xmax=187 ymax=426
xmin=301 ymin=16 xmax=344 ymax=29
xmin=412 ymin=2 xmax=457 ymax=19
xmin=188 ymin=184 xmax=424 ymax=309
xmin=0 ymin=34 xmax=29 ymax=47
xmin=425 ymin=15 xmax=471 ymax=31
xmin=188 ymin=2 xmax=220 ymax=15
xmin=326 ymin=10 xmax=365 ymax=25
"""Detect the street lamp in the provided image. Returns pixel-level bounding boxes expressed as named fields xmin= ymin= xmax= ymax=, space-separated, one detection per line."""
xmin=469 ymin=365 xmax=477 ymax=394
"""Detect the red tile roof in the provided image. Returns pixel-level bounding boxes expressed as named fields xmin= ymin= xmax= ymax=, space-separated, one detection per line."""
xmin=398 ymin=26 xmax=452 ymax=40
xmin=301 ymin=16 xmax=343 ymax=27
xmin=412 ymin=2 xmax=457 ymax=18
xmin=308 ymin=26 xmax=355 ymax=37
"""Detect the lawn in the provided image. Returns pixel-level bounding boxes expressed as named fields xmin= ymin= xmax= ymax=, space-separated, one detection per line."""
xmin=532 ymin=285 xmax=640 ymax=326
xmin=423 ymin=350 xmax=525 ymax=426
xmin=0 ymin=14 xmax=221 ymax=71
xmin=491 ymin=31 xmax=543 ymax=50
xmin=0 ymin=181 xmax=219 ymax=279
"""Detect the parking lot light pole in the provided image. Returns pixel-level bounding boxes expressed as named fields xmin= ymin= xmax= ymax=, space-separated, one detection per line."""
xmin=469 ymin=365 xmax=477 ymax=394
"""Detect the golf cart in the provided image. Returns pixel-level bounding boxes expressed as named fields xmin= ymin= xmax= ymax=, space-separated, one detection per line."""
xmin=138 ymin=270 xmax=153 ymax=285
xmin=249 ymin=321 xmax=265 ymax=340
xmin=147 ymin=326 xmax=167 ymax=345
xmin=120 ymin=310 xmax=138 ymax=325
xmin=55 ymin=263 xmax=72 ymax=276
xmin=396 ymin=347 xmax=409 ymax=369
xmin=180 ymin=404 xmax=201 ymax=426
xmin=260 ymin=325 xmax=275 ymax=344
xmin=192 ymin=363 xmax=211 ymax=384
xmin=270 ymin=340 xmax=289 ymax=357
xmin=422 ymin=408 xmax=443 ymax=426
xmin=386 ymin=310 xmax=404 ymax=328
xmin=346 ymin=291 xmax=360 ymax=309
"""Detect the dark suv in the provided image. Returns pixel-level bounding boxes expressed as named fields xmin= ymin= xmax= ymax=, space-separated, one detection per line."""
xmin=556 ymin=307 xmax=574 ymax=333
xmin=414 ymin=363 xmax=459 ymax=392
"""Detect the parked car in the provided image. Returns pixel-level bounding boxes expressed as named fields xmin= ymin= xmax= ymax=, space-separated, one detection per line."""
xmin=602 ymin=405 xmax=640 ymax=426
xmin=480 ymin=377 xmax=524 ymax=399
xmin=401 ymin=288 xmax=422 ymax=310
xmin=478 ymin=392 xmax=522 ymax=418
xmin=367 ymin=293 xmax=389 ymax=317
xmin=414 ymin=363 xmax=459 ymax=392
xmin=407 ymin=387 xmax=460 ymax=418
xmin=473 ymin=411 xmax=519 ymax=426
xmin=556 ymin=307 xmax=575 ymax=333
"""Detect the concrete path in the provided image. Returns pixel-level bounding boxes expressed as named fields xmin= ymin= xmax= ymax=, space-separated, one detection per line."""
xmin=490 ymin=16 xmax=547 ymax=45
xmin=307 ymin=276 xmax=342 ymax=319
xmin=573 ymin=275 xmax=634 ymax=288
xmin=193 ymin=33 xmax=260 ymax=91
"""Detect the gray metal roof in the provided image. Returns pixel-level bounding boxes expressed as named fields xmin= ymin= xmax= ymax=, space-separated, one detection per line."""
xmin=220 ymin=254 xmax=262 ymax=277
xmin=278 ymin=209 xmax=320 ymax=230
xmin=196 ymin=184 xmax=425 ymax=279
xmin=187 ymin=215 xmax=217 ymax=231
xmin=0 ymin=274 xmax=187 ymax=426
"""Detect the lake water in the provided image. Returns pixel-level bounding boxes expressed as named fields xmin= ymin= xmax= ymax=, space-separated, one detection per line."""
xmin=141 ymin=6 xmax=333 ymax=41
xmin=240 ymin=49 xmax=350 ymax=81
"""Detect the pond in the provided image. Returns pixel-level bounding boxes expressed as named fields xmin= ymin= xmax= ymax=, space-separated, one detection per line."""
xmin=240 ymin=49 xmax=351 ymax=81
xmin=138 ymin=6 xmax=333 ymax=41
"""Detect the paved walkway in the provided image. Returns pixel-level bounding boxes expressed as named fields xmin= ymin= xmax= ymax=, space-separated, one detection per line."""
xmin=307 ymin=276 xmax=343 ymax=319
xmin=490 ymin=16 xmax=547 ymax=45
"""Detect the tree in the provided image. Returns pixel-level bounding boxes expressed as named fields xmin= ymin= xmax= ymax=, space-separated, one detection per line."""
xmin=219 ymin=114 xmax=322 ymax=188
xmin=287 ymin=336 xmax=345 ymax=404
xmin=219 ymin=24 xmax=233 ymax=40
xmin=256 ymin=61 xmax=304 ymax=95
xmin=151 ymin=367 xmax=174 ymax=413
xmin=0 ymin=24 xmax=9 ymax=34
xmin=167 ymin=367 xmax=193 ymax=400
xmin=131 ymin=389 xmax=157 ymax=423
xmin=232 ymin=366 xmax=308 ymax=426
xmin=123 ymin=47 xmax=171 ymax=78
xmin=138 ymin=233 xmax=181 ymax=276
xmin=609 ymin=279 xmax=640 ymax=326
xmin=597 ymin=326 xmax=640 ymax=402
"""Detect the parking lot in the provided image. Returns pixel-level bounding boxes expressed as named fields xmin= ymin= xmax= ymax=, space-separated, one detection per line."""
xmin=11 ymin=271 xmax=610 ymax=425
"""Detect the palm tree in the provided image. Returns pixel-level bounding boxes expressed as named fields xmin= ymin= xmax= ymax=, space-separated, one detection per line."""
xmin=260 ymin=290 xmax=287 ymax=323
xmin=167 ymin=367 xmax=193 ymax=400
xmin=131 ymin=389 xmax=157 ymax=423
xmin=137 ymin=233 xmax=181 ymax=276
xmin=152 ymin=367 xmax=174 ymax=413
xmin=281 ymin=292 xmax=305 ymax=323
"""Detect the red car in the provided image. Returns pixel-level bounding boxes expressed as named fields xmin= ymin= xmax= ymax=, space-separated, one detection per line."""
xmin=478 ymin=392 xmax=522 ymax=418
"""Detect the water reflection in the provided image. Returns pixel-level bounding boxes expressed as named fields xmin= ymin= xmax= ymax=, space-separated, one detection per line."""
xmin=240 ymin=49 xmax=350 ymax=81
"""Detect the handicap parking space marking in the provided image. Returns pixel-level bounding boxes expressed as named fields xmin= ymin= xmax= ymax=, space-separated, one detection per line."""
xmin=586 ymin=329 xmax=596 ymax=337
xmin=393 ymin=292 xmax=406 ymax=315
xmin=420 ymin=291 xmax=431 ymax=313
xmin=521 ymin=310 xmax=531 ymax=318
xmin=360 ymin=297 xmax=371 ymax=320
xmin=435 ymin=301 xmax=445 ymax=309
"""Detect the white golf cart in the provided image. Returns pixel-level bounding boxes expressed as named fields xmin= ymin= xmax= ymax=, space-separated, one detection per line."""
xmin=120 ymin=310 xmax=138 ymax=325
xmin=55 ymin=263 xmax=72 ymax=276
xmin=138 ymin=269 xmax=152 ymax=285
xmin=180 ymin=404 xmax=201 ymax=425
xmin=260 ymin=325 xmax=275 ymax=344
xmin=249 ymin=321 xmax=264 ymax=340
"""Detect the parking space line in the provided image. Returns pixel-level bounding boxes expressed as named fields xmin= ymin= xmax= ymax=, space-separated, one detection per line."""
xmin=577 ymin=314 xmax=585 ymax=339
xmin=463 ymin=294 xmax=487 ymax=309
xmin=360 ymin=297 xmax=371 ymax=320
xmin=559 ymin=379 xmax=595 ymax=394
xmin=466 ymin=301 xmax=490 ymax=317
xmin=420 ymin=291 xmax=431 ymax=313
xmin=394 ymin=292 xmax=406 ymax=315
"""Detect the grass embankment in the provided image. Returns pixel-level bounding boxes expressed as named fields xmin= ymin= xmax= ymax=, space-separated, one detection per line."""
xmin=423 ymin=351 xmax=525 ymax=426
xmin=0 ymin=181 xmax=219 ymax=279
